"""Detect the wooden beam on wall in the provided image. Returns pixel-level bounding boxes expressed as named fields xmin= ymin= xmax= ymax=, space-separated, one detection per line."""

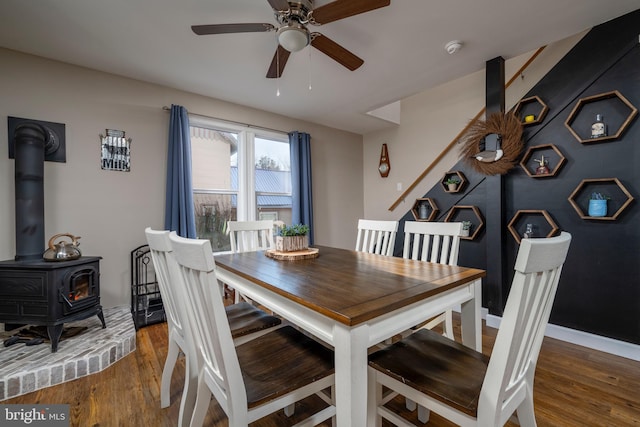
xmin=484 ymin=56 xmax=506 ymax=316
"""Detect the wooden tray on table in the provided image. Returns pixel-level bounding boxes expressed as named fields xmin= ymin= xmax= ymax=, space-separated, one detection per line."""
xmin=265 ymin=248 xmax=319 ymax=261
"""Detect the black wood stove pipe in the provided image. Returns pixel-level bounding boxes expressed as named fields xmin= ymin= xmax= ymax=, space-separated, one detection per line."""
xmin=13 ymin=123 xmax=54 ymax=261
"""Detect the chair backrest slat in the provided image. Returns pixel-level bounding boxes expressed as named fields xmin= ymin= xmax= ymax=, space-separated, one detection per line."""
xmin=355 ymin=219 xmax=399 ymax=256
xmin=402 ymin=221 xmax=463 ymax=266
xmin=478 ymin=232 xmax=571 ymax=426
xmin=228 ymin=220 xmax=274 ymax=253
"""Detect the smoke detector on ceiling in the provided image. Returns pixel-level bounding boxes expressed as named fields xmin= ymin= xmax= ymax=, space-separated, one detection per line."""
xmin=445 ymin=40 xmax=463 ymax=55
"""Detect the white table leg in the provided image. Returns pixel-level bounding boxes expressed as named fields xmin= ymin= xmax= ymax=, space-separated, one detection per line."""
xmin=460 ymin=278 xmax=482 ymax=351
xmin=333 ymin=323 xmax=369 ymax=427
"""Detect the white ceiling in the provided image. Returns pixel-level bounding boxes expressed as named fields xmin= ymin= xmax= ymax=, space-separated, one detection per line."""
xmin=0 ymin=1 xmax=638 ymax=135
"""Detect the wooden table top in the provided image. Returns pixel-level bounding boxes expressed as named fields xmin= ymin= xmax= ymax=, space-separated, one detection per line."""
xmin=214 ymin=245 xmax=485 ymax=327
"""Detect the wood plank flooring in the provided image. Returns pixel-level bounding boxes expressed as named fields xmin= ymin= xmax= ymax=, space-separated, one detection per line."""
xmin=5 ymin=315 xmax=639 ymax=426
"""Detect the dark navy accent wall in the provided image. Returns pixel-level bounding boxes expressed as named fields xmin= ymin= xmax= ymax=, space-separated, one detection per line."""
xmin=395 ymin=9 xmax=640 ymax=345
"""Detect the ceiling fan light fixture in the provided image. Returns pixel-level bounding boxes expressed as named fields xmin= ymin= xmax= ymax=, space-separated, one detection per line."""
xmin=277 ymin=23 xmax=310 ymax=52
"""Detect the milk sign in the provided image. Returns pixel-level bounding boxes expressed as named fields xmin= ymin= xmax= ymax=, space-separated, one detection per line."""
xmin=100 ymin=129 xmax=131 ymax=172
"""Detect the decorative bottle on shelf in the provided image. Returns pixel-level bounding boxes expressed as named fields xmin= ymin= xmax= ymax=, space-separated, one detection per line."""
xmin=534 ymin=155 xmax=550 ymax=175
xmin=591 ymin=114 xmax=607 ymax=139
xmin=523 ymin=224 xmax=535 ymax=239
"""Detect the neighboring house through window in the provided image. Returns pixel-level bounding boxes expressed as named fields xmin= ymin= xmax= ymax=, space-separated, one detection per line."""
xmin=189 ymin=116 xmax=291 ymax=252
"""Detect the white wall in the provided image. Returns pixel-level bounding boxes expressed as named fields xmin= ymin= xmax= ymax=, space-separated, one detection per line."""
xmin=0 ymin=48 xmax=363 ymax=309
xmin=362 ymin=32 xmax=587 ymax=220
xmin=0 ymin=31 xmax=586 ymax=310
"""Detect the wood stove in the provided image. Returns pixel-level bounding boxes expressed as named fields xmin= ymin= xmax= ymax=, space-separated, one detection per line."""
xmin=0 ymin=117 xmax=106 ymax=352
xmin=0 ymin=257 xmax=105 ymax=352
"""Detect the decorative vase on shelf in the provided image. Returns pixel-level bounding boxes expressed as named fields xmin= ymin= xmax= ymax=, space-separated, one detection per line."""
xmin=588 ymin=193 xmax=608 ymax=217
xmin=588 ymin=199 xmax=607 ymax=217
xmin=419 ymin=203 xmax=429 ymax=219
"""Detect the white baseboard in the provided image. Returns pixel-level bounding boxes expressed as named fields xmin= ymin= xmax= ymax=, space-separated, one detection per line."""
xmin=485 ymin=313 xmax=640 ymax=362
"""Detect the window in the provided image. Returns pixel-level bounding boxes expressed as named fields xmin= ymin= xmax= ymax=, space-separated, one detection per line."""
xmin=190 ymin=117 xmax=291 ymax=252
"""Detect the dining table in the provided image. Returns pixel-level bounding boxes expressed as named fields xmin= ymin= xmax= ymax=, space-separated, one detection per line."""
xmin=214 ymin=245 xmax=486 ymax=427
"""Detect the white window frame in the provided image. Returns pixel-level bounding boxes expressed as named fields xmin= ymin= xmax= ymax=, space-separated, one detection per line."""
xmin=189 ymin=115 xmax=289 ymax=222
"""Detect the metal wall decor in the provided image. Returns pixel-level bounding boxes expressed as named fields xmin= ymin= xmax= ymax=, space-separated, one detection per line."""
xmin=100 ymin=129 xmax=131 ymax=172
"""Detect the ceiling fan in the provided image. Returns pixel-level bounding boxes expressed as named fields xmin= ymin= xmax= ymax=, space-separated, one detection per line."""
xmin=191 ymin=0 xmax=390 ymax=78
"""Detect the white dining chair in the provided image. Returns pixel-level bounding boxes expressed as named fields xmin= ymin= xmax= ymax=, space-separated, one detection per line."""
xmin=400 ymin=221 xmax=464 ymax=415
xmin=402 ymin=221 xmax=464 ymax=340
xmin=368 ymin=232 xmax=572 ymax=427
xmin=227 ymin=219 xmax=275 ymax=253
xmin=226 ymin=220 xmax=275 ymax=302
xmin=355 ymin=219 xmax=399 ymax=256
xmin=169 ymin=233 xmax=336 ymax=427
xmin=144 ymin=228 xmax=282 ymax=427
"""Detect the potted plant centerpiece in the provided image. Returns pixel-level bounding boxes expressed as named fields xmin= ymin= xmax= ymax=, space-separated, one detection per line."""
xmin=275 ymin=223 xmax=310 ymax=252
xmin=445 ymin=177 xmax=461 ymax=191
xmin=588 ymin=192 xmax=609 ymax=217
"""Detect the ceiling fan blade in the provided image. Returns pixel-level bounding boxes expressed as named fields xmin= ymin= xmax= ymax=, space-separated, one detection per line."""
xmin=266 ymin=45 xmax=291 ymax=78
xmin=311 ymin=33 xmax=363 ymax=71
xmin=311 ymin=0 xmax=390 ymax=25
xmin=266 ymin=0 xmax=290 ymax=12
xmin=191 ymin=23 xmax=275 ymax=35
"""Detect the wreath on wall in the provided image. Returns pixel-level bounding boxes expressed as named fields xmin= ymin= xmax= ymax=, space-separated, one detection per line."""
xmin=459 ymin=112 xmax=524 ymax=175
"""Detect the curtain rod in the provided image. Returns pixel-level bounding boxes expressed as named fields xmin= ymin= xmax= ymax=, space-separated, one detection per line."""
xmin=162 ymin=106 xmax=289 ymax=135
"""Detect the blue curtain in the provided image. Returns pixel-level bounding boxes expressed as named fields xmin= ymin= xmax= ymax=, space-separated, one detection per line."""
xmin=289 ymin=131 xmax=314 ymax=244
xmin=164 ymin=104 xmax=196 ymax=238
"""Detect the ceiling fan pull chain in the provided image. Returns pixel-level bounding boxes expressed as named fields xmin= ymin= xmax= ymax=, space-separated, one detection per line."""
xmin=276 ymin=38 xmax=281 ymax=96
xmin=308 ymin=46 xmax=312 ymax=91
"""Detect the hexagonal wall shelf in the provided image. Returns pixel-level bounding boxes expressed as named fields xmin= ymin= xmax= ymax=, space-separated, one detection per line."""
xmin=568 ymin=178 xmax=634 ymax=220
xmin=444 ymin=205 xmax=484 ymax=240
xmin=519 ymin=144 xmax=566 ymax=178
xmin=513 ymin=95 xmax=549 ymax=126
xmin=440 ymin=171 xmax=467 ymax=193
xmin=507 ymin=210 xmax=559 ymax=244
xmin=412 ymin=198 xmax=439 ymax=221
xmin=565 ymin=90 xmax=638 ymax=143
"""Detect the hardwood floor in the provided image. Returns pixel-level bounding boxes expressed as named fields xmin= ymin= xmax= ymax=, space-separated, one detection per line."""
xmin=5 ymin=315 xmax=639 ymax=426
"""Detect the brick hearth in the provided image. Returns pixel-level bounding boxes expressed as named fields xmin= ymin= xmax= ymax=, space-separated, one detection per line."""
xmin=0 ymin=306 xmax=135 ymax=401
